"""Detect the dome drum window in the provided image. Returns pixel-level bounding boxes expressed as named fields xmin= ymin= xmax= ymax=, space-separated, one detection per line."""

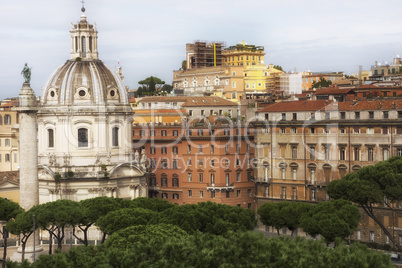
xmin=75 ymin=87 xmax=90 ymax=100
xmin=107 ymin=87 xmax=119 ymax=100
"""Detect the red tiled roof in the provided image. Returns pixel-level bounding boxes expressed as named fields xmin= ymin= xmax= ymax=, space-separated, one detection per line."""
xmin=129 ymin=96 xmax=136 ymax=103
xmin=335 ymin=99 xmax=402 ymax=111
xmin=257 ymin=100 xmax=332 ymax=113
xmin=315 ymin=88 xmax=355 ymax=95
xmin=1 ymin=100 xmax=19 ymax=108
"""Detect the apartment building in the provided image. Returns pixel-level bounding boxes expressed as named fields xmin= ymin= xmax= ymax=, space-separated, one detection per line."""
xmin=253 ymin=98 xmax=402 ymax=244
xmin=132 ymin=121 xmax=256 ymax=209
xmin=0 ymin=100 xmax=19 ymax=172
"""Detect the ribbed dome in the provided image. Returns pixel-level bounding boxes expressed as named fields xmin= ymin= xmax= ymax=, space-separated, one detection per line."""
xmin=41 ymin=60 xmax=128 ymax=106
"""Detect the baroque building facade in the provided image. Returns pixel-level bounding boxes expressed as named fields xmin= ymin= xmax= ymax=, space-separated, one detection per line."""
xmin=35 ymin=10 xmax=147 ymax=203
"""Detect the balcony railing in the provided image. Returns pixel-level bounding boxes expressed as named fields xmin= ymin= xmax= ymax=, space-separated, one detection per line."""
xmin=254 ymin=177 xmax=272 ymax=184
xmin=207 ymin=183 xmax=235 ymax=191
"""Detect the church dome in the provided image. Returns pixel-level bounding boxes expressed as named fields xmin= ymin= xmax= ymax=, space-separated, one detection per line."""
xmin=41 ymin=60 xmax=128 ymax=106
xmin=40 ymin=12 xmax=128 ymax=106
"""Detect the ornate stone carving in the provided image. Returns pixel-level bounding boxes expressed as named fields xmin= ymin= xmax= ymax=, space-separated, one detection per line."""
xmin=95 ymin=153 xmax=102 ymax=165
xmin=48 ymin=153 xmax=57 ymax=166
xmin=88 ymin=188 xmax=102 ymax=193
xmin=63 ymin=153 xmax=70 ymax=166
xmin=62 ymin=189 xmax=77 ymax=195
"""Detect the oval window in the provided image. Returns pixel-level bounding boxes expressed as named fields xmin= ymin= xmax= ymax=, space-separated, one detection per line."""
xmin=79 ymin=90 xmax=86 ymax=97
xmin=110 ymin=90 xmax=115 ymax=97
xmin=50 ymin=91 xmax=55 ymax=97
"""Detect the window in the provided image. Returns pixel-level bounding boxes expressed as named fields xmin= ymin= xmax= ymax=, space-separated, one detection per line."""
xmin=198 ymin=159 xmax=203 ymax=167
xmin=187 ymin=145 xmax=191 ymax=154
xmin=161 ymin=160 xmax=167 ymax=169
xmin=48 ymin=129 xmax=54 ymax=148
xmin=173 ymin=194 xmax=179 ymax=200
xmin=238 ymin=190 xmax=241 ymax=197
xmin=281 ymin=128 xmax=286 ymax=134
xmin=162 ymin=193 xmax=168 ymax=199
xmin=173 ymin=130 xmax=178 ymax=136
xmin=325 ymin=112 xmax=330 ymax=120
xmin=161 ymin=130 xmax=167 ymax=136
xmin=201 ymin=110 xmax=205 ymax=116
xmin=282 ymin=187 xmax=286 ymax=198
xmin=211 ymin=191 xmax=215 ymax=198
xmin=398 ymin=149 xmax=402 ymax=157
xmin=368 ymin=148 xmax=374 ymax=161
xmin=140 ymin=130 xmax=145 ymax=136
xmin=161 ymin=176 xmax=167 ymax=186
xmin=211 ymin=174 xmax=215 ymax=185
xmin=382 ymin=127 xmax=388 ymax=134
xmin=292 ymin=113 xmax=297 ymax=120
xmin=5 ymin=154 xmax=10 ymax=162
xmin=172 ymin=177 xmax=179 ymax=187
xmin=354 ymin=147 xmax=360 ymax=161
xmin=311 ymin=189 xmax=316 ymax=201
xmin=324 ymin=146 xmax=330 ymax=160
xmin=161 ymin=147 xmax=167 ymax=154
xmin=173 ymin=160 xmax=178 ymax=169
xmin=188 ymin=190 xmax=192 ymax=197
xmin=225 ymin=173 xmax=230 ymax=186
xmin=354 ymin=127 xmax=360 ymax=134
xmin=219 ymin=110 xmax=223 ymax=115
xmin=398 ymin=111 xmax=402 ymax=119
xmin=225 ymin=159 xmax=229 ymax=167
xmin=367 ymin=128 xmax=374 ymax=134
xmin=111 ymin=127 xmax=119 ymax=146
xmin=232 ymin=81 xmax=236 ymax=88
xmin=199 ymin=173 xmax=203 ymax=183
xmin=226 ymin=191 xmax=230 ymax=198
xmin=281 ymin=167 xmax=285 ymax=180
xmin=0 ymin=115 xmax=2 ymax=125
xmin=310 ymin=112 xmax=315 ymax=120
xmin=210 ymin=145 xmax=214 ymax=154
xmin=340 ymin=147 xmax=346 ymax=160
xmin=224 ymin=129 xmax=230 ymax=135
xmin=370 ymin=231 xmax=374 ymax=242
xmin=383 ymin=148 xmax=389 ymax=161
xmin=150 ymin=130 xmax=155 ymax=136
xmin=309 ymin=146 xmax=315 ymax=160
xmin=340 ymin=128 xmax=345 ymax=134
xmin=210 ymin=159 xmax=214 ymax=167
xmin=236 ymin=144 xmax=240 ymax=154
xmin=172 ymin=146 xmax=178 ymax=154
xmin=198 ymin=129 xmax=203 ymax=136
xmin=200 ymin=191 xmax=204 ymax=198
xmin=225 ymin=144 xmax=229 ymax=154
xmin=292 ymin=169 xmax=297 ymax=180
xmin=248 ymin=189 xmax=252 ymax=197
xmin=292 ymin=146 xmax=297 ymax=159
xmin=78 ymin=128 xmax=88 ymax=147
xmin=187 ymin=158 xmax=192 ymax=166
xmin=340 ymin=112 xmax=345 ymax=120
xmin=150 ymin=158 xmax=156 ymax=169
xmin=310 ymin=128 xmax=315 ymax=134
xmin=150 ymin=146 xmax=156 ymax=154
xmin=355 ymin=112 xmax=360 ymax=120
xmin=369 ymin=111 xmax=374 ymax=119
xmin=186 ymin=129 xmax=192 ymax=136
xmin=237 ymin=172 xmax=240 ymax=182
xmin=281 ymin=113 xmax=286 ymax=120
xmin=4 ymin=115 xmax=11 ymax=125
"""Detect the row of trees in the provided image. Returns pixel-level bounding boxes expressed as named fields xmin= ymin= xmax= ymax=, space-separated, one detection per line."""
xmin=258 ymin=199 xmax=361 ymax=243
xmin=2 ymin=198 xmax=256 ymax=262
xmin=10 ymin=226 xmax=393 ymax=267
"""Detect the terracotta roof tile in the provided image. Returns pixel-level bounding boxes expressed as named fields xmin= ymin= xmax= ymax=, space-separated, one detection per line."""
xmin=139 ymin=96 xmax=238 ymax=107
xmin=257 ymin=100 xmax=332 ymax=113
xmin=315 ymin=88 xmax=355 ymax=95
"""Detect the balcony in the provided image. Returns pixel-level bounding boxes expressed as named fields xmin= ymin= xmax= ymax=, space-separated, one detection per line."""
xmin=207 ymin=183 xmax=235 ymax=191
xmin=306 ymin=180 xmax=327 ymax=188
xmin=255 ymin=177 xmax=272 ymax=184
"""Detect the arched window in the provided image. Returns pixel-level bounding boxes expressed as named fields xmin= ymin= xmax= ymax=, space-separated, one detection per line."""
xmin=89 ymin=36 xmax=92 ymax=52
xmin=78 ymin=128 xmax=88 ymax=147
xmin=112 ymin=127 xmax=119 ymax=146
xmin=0 ymin=115 xmax=2 ymax=125
xmin=48 ymin=129 xmax=54 ymax=148
xmin=81 ymin=36 xmax=86 ymax=58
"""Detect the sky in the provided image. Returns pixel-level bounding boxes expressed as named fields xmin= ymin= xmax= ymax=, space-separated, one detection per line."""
xmin=1 ymin=0 xmax=402 ymax=100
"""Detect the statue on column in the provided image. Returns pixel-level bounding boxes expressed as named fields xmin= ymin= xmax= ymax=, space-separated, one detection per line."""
xmin=134 ymin=150 xmax=140 ymax=163
xmin=140 ymin=148 xmax=147 ymax=169
xmin=21 ymin=63 xmax=32 ymax=83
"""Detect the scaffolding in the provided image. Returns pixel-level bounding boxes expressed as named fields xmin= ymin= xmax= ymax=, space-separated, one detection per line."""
xmin=186 ymin=41 xmax=225 ymax=69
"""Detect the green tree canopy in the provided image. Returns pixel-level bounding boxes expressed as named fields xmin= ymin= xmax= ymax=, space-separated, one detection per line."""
xmin=152 ymin=201 xmax=256 ymax=235
xmin=273 ymin=65 xmax=284 ymax=71
xmin=6 ymin=211 xmax=35 ymax=262
xmin=312 ymin=77 xmax=332 ymax=88
xmin=96 ymin=208 xmax=157 ymax=235
xmin=138 ymin=76 xmax=165 ymax=92
xmin=24 ymin=230 xmax=393 ymax=268
xmin=129 ymin=197 xmax=174 ymax=212
xmin=327 ymin=156 xmax=402 ymax=250
xmin=300 ymin=199 xmax=360 ymax=243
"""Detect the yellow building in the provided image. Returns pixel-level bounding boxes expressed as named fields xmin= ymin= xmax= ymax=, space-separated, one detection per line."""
xmin=223 ymin=41 xmax=265 ymax=67
xmin=243 ymin=64 xmax=284 ymax=99
xmin=0 ymin=100 xmax=19 ymax=172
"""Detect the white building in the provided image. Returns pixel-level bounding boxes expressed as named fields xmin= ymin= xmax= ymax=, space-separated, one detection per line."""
xmin=280 ymin=73 xmax=303 ymax=95
xmin=36 ymin=10 xmax=147 ymax=203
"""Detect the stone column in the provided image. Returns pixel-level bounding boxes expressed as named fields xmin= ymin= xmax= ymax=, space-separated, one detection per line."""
xmin=12 ymin=83 xmax=43 ymax=262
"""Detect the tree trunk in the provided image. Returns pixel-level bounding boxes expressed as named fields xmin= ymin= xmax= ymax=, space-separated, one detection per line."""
xmin=73 ymin=227 xmax=85 ymax=246
xmin=21 ymin=243 xmax=25 ymax=262
xmin=276 ymin=228 xmax=280 ymax=236
xmin=362 ymin=205 xmax=402 ymax=251
xmin=101 ymin=232 xmax=107 ymax=244
xmin=2 ymin=234 xmax=7 ymax=268
xmin=48 ymin=232 xmax=53 ymax=255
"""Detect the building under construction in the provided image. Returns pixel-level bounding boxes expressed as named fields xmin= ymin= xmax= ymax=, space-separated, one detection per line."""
xmin=186 ymin=41 xmax=225 ymax=69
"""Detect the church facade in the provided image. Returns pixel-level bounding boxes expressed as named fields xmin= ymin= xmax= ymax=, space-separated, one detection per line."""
xmin=36 ymin=11 xmax=147 ymax=203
